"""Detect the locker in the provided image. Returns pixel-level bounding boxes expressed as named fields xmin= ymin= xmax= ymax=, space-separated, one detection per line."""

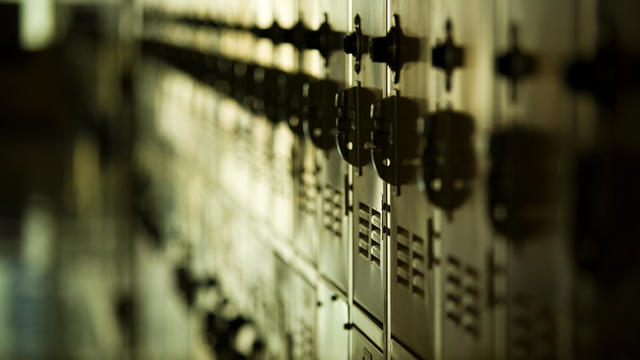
xmin=493 ymin=1 xmax=576 ymax=359
xmin=384 ymin=1 xmax=436 ymax=359
xmin=348 ymin=0 xmax=387 ymax=326
xmin=317 ymin=280 xmax=349 ymax=360
xmin=435 ymin=0 xmax=496 ymax=359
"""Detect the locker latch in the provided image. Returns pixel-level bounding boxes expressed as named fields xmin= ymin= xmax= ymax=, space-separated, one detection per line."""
xmin=343 ymin=14 xmax=368 ymax=73
xmin=432 ymin=20 xmax=464 ymax=92
xmin=496 ymin=25 xmax=536 ymax=102
xmin=232 ymin=62 xmax=255 ymax=106
xmin=302 ymin=79 xmax=339 ymax=151
xmin=422 ymin=109 xmax=476 ymax=212
xmin=253 ymin=67 xmax=285 ymax=123
xmin=334 ymin=82 xmax=377 ymax=173
xmin=278 ymin=72 xmax=310 ymax=137
xmin=369 ymin=14 xmax=420 ymax=83
xmin=370 ymin=94 xmax=419 ymax=192
xmin=175 ymin=266 xmax=217 ymax=307
xmin=488 ymin=127 xmax=557 ymax=239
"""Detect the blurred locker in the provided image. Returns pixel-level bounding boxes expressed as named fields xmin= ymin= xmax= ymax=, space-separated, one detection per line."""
xmin=379 ymin=1 xmax=435 ymax=359
xmin=493 ymin=0 xmax=576 ymax=359
xmin=432 ymin=0 xmax=496 ymax=359
xmin=341 ymin=0 xmax=387 ymax=354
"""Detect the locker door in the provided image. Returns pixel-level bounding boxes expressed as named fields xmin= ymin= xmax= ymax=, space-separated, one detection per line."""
xmin=434 ymin=0 xmax=495 ymax=359
xmin=313 ymin=0 xmax=351 ymax=295
xmin=317 ymin=280 xmax=349 ymax=360
xmin=348 ymin=0 xmax=387 ymax=331
xmin=382 ymin=1 xmax=435 ymax=359
xmin=493 ymin=0 xmax=576 ymax=359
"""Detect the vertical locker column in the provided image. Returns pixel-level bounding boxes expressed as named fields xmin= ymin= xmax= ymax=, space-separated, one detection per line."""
xmin=306 ymin=1 xmax=352 ymax=359
xmin=341 ymin=0 xmax=386 ymax=357
xmin=251 ymin=0 xmax=277 ymax=229
xmin=433 ymin=1 xmax=496 ymax=359
xmin=270 ymin=0 xmax=297 ymax=248
xmin=376 ymin=1 xmax=434 ymax=359
xmin=273 ymin=1 xmax=321 ymax=358
xmin=315 ymin=0 xmax=350 ymax=300
xmin=493 ymin=0 xmax=575 ymax=359
xmin=294 ymin=0 xmax=322 ymax=270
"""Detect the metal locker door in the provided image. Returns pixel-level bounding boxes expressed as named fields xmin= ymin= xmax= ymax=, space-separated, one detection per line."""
xmin=348 ymin=0 xmax=387 ymax=329
xmin=293 ymin=0 xmax=323 ymax=267
xmin=493 ymin=0 xmax=576 ymax=359
xmin=292 ymin=271 xmax=317 ymax=359
xmin=315 ymin=0 xmax=351 ymax=300
xmin=317 ymin=280 xmax=349 ymax=360
xmin=270 ymin=0 xmax=297 ymax=245
xmin=378 ymin=1 xmax=435 ymax=359
xmin=353 ymin=328 xmax=385 ymax=360
xmin=432 ymin=0 xmax=496 ymax=359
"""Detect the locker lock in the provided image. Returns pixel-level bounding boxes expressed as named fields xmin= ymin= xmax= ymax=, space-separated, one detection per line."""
xmin=369 ymin=15 xmax=420 ymax=83
xmin=253 ymin=67 xmax=285 ymax=123
xmin=175 ymin=266 xmax=217 ymax=307
xmin=232 ymin=62 xmax=256 ymax=107
xmin=422 ymin=109 xmax=475 ymax=212
xmin=370 ymin=94 xmax=420 ymax=191
xmin=488 ymin=127 xmax=557 ymax=239
xmin=335 ymin=82 xmax=377 ymax=171
xmin=432 ymin=20 xmax=464 ymax=92
xmin=278 ymin=72 xmax=310 ymax=137
xmin=343 ymin=14 xmax=369 ymax=73
xmin=204 ymin=313 xmax=257 ymax=356
xmin=496 ymin=25 xmax=536 ymax=101
xmin=213 ymin=57 xmax=235 ymax=96
xmin=302 ymin=79 xmax=339 ymax=150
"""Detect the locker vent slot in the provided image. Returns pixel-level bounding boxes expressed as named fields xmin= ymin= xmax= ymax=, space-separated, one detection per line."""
xmin=395 ymin=226 xmax=426 ymax=297
xmin=396 ymin=227 xmax=411 ymax=289
xmin=358 ymin=202 xmax=370 ymax=260
xmin=370 ymin=209 xmax=381 ymax=267
xmin=509 ymin=294 xmax=556 ymax=360
xmin=298 ymin=169 xmax=317 ymax=216
xmin=412 ymin=234 xmax=425 ymax=297
xmin=357 ymin=202 xmax=382 ymax=267
xmin=322 ymin=185 xmax=343 ymax=240
xmin=445 ymin=255 xmax=481 ymax=338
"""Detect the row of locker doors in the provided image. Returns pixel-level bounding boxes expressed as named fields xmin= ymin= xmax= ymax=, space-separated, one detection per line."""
xmin=139 ymin=0 xmax=600 ymax=359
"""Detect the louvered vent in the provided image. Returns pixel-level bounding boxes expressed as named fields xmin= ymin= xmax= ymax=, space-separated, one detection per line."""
xmin=370 ymin=209 xmax=381 ymax=266
xmin=358 ymin=203 xmax=370 ymax=260
xmin=509 ymin=294 xmax=556 ymax=360
xmin=357 ymin=202 xmax=383 ymax=267
xmin=445 ymin=255 xmax=480 ymax=338
xmin=395 ymin=226 xmax=426 ymax=297
xmin=298 ymin=169 xmax=317 ymax=215
xmin=322 ymin=185 xmax=342 ymax=240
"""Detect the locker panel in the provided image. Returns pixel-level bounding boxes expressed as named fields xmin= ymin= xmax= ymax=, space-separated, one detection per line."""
xmin=494 ymin=1 xmax=576 ymax=359
xmin=353 ymin=328 xmax=385 ymax=360
xmin=291 ymin=0 xmax=322 ymax=266
xmin=317 ymin=281 xmax=349 ymax=360
xmin=385 ymin=1 xmax=435 ymax=359
xmin=292 ymin=271 xmax=317 ymax=359
xmin=436 ymin=1 xmax=496 ymax=359
xmin=350 ymin=0 xmax=387 ymax=325
xmin=315 ymin=0 xmax=351 ymax=293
